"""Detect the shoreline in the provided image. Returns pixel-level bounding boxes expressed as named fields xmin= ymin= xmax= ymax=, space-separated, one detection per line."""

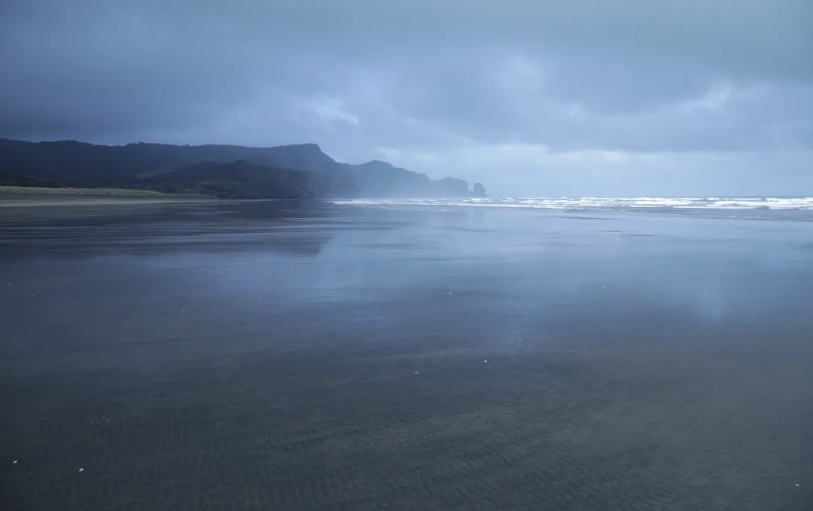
xmin=0 ymin=185 xmax=210 ymax=207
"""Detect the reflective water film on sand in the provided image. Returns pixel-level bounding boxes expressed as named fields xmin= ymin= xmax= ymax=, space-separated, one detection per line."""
xmin=2 ymin=200 xmax=812 ymax=510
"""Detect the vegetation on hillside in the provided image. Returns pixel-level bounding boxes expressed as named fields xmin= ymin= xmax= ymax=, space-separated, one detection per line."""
xmin=0 ymin=138 xmax=486 ymax=199
xmin=134 ymin=160 xmax=340 ymax=199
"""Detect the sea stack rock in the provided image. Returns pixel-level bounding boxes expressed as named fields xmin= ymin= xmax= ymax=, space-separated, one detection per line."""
xmin=473 ymin=182 xmax=486 ymax=197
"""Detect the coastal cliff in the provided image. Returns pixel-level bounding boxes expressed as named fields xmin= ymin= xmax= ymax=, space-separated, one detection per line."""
xmin=0 ymin=139 xmax=486 ymax=199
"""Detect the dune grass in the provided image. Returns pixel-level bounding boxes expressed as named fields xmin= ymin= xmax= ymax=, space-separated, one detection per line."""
xmin=0 ymin=185 xmax=170 ymax=197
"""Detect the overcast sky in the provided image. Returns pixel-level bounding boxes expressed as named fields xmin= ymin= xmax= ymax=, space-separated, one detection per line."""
xmin=1 ymin=0 xmax=812 ymax=195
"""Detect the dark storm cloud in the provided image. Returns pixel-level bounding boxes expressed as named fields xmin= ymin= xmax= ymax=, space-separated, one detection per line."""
xmin=1 ymin=0 xmax=811 ymax=194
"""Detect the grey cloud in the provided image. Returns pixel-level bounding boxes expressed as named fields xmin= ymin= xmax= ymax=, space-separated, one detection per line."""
xmin=1 ymin=0 xmax=811 ymax=194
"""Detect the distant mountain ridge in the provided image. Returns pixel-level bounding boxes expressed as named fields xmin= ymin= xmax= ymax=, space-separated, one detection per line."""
xmin=0 ymin=139 xmax=486 ymax=199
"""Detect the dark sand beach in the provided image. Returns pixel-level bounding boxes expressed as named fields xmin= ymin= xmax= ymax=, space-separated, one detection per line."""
xmin=1 ymin=200 xmax=812 ymax=510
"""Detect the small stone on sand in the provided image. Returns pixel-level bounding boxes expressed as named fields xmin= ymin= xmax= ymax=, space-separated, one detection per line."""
xmin=78 ymin=468 xmax=84 ymax=472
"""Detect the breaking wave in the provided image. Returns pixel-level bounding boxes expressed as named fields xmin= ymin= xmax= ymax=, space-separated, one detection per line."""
xmin=333 ymin=196 xmax=813 ymax=211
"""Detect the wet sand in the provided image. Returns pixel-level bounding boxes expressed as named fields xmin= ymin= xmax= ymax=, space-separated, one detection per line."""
xmin=1 ymin=201 xmax=812 ymax=510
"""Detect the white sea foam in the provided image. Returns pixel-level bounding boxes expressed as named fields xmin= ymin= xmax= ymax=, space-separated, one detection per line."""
xmin=333 ymin=197 xmax=813 ymax=211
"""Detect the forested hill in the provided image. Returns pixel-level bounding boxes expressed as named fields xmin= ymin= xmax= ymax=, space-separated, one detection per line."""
xmin=0 ymin=139 xmax=486 ymax=199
